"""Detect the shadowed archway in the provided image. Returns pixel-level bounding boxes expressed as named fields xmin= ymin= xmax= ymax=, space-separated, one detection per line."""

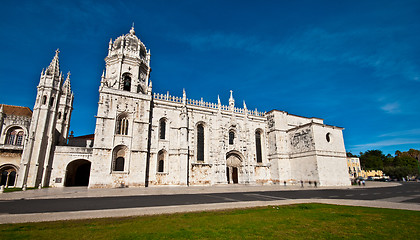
xmin=64 ymin=159 xmax=91 ymax=187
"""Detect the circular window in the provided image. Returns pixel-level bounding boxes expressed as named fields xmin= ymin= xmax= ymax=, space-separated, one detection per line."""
xmin=326 ymin=133 xmax=331 ymax=142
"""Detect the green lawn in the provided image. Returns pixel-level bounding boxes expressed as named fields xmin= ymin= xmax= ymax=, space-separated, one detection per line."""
xmin=0 ymin=204 xmax=419 ymax=239
xmin=2 ymin=187 xmax=39 ymax=193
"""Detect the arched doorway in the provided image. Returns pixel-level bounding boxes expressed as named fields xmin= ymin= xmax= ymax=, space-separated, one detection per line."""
xmin=0 ymin=165 xmax=18 ymax=187
xmin=65 ymin=160 xmax=91 ymax=186
xmin=226 ymin=152 xmax=242 ymax=184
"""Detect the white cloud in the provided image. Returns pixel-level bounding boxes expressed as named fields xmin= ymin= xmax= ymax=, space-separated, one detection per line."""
xmin=379 ymin=128 xmax=420 ymax=137
xmin=380 ymin=102 xmax=400 ymax=114
xmin=351 ymin=138 xmax=420 ymax=149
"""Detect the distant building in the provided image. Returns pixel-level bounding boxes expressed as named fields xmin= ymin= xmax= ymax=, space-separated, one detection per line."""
xmin=361 ymin=170 xmax=384 ymax=179
xmin=346 ymin=157 xmax=362 ymax=180
xmin=0 ymin=104 xmax=32 ymax=187
xmin=1 ymin=27 xmax=351 ymax=188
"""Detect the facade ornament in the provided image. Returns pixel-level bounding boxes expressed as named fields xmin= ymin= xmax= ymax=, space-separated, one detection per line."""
xmin=229 ymin=90 xmax=235 ymax=111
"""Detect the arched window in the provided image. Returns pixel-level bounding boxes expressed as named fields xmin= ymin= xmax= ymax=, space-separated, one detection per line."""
xmin=58 ymin=112 xmax=62 ymax=119
xmin=112 ymin=145 xmax=127 ymax=172
xmin=158 ymin=150 xmax=165 ymax=173
xmin=122 ymin=73 xmax=131 ymax=91
xmin=5 ymin=128 xmax=25 ymax=146
xmin=116 ymin=114 xmax=129 ymax=135
xmin=159 ymin=118 xmax=166 ymax=140
xmin=229 ymin=131 xmax=235 ymax=145
xmin=6 ymin=131 xmax=16 ymax=145
xmin=16 ymin=131 xmax=24 ymax=146
xmin=197 ymin=124 xmax=204 ymax=161
xmin=255 ymin=130 xmax=262 ymax=163
xmin=42 ymin=95 xmax=47 ymax=105
xmin=114 ymin=157 xmax=124 ymax=171
xmin=49 ymin=97 xmax=54 ymax=107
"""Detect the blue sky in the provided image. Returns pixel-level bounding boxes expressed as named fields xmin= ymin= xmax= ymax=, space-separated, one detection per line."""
xmin=1 ymin=0 xmax=419 ymax=155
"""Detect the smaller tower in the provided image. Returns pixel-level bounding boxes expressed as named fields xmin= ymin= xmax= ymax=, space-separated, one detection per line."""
xmin=56 ymin=72 xmax=74 ymax=145
xmin=16 ymin=50 xmax=73 ymax=188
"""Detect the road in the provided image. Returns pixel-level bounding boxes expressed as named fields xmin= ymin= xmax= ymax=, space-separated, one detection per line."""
xmin=0 ymin=182 xmax=418 ymax=215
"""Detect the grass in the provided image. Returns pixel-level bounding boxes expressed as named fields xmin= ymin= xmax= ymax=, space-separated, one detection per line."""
xmin=3 ymin=187 xmax=47 ymax=193
xmin=0 ymin=204 xmax=419 ymax=239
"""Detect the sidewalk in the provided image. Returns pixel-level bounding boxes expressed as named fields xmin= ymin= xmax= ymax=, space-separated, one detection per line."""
xmin=0 ymin=181 xmax=400 ymax=200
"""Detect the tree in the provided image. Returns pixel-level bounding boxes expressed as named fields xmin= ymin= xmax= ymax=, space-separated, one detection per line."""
xmin=346 ymin=152 xmax=357 ymax=157
xmin=359 ymin=150 xmax=385 ymax=170
xmin=382 ymin=150 xmax=419 ymax=179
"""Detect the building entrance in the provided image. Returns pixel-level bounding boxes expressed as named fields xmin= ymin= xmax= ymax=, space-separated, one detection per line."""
xmin=64 ymin=160 xmax=91 ymax=186
xmin=226 ymin=151 xmax=242 ymax=184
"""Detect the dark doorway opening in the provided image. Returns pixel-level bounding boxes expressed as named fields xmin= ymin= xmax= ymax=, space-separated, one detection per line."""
xmin=65 ymin=160 xmax=91 ymax=186
xmin=226 ymin=167 xmax=230 ymax=183
xmin=232 ymin=167 xmax=238 ymax=184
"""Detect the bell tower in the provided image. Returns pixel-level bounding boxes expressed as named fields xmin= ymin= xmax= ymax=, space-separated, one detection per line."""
xmin=90 ymin=26 xmax=153 ymax=187
xmin=101 ymin=26 xmax=151 ymax=94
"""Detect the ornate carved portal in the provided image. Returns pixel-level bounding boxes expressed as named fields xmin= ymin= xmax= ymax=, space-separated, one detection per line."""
xmin=226 ymin=152 xmax=242 ymax=184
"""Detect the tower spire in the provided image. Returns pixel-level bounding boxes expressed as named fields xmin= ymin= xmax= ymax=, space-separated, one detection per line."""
xmin=46 ymin=49 xmax=60 ymax=76
xmin=229 ymin=90 xmax=235 ymax=110
xmin=63 ymin=71 xmax=72 ymax=94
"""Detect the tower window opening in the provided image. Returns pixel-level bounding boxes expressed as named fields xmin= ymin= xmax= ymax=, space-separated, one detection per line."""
xmin=42 ymin=96 xmax=47 ymax=105
xmin=123 ymin=74 xmax=131 ymax=91
xmin=49 ymin=97 xmax=54 ymax=107
xmin=117 ymin=115 xmax=129 ymax=135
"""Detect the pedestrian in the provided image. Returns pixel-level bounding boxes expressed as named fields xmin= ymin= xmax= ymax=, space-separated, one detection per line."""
xmin=358 ymin=180 xmax=361 ymax=186
xmin=362 ymin=180 xmax=365 ymax=186
xmin=301 ymin=180 xmax=304 ymax=188
xmin=284 ymin=181 xmax=286 ymax=186
xmin=314 ymin=181 xmax=317 ymax=188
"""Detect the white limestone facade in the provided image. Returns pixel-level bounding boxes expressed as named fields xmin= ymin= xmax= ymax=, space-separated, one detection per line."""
xmin=5 ymin=27 xmax=350 ymax=189
xmin=0 ymin=105 xmax=32 ymax=187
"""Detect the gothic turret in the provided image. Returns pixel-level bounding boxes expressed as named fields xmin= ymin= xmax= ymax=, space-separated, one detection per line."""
xmin=17 ymin=50 xmax=73 ymax=188
xmin=56 ymin=72 xmax=74 ymax=145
